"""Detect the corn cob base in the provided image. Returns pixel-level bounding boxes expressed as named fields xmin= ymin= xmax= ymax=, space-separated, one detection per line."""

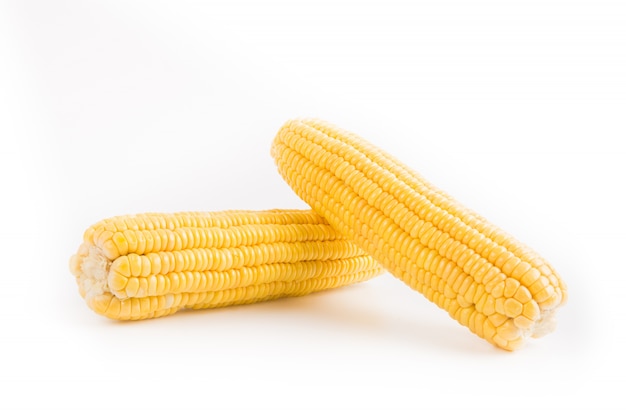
xmin=271 ymin=119 xmax=567 ymax=351
xmin=70 ymin=210 xmax=384 ymax=320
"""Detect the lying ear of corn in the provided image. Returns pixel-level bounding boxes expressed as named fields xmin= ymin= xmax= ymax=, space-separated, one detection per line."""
xmin=70 ymin=209 xmax=384 ymax=320
xmin=271 ymin=118 xmax=567 ymax=351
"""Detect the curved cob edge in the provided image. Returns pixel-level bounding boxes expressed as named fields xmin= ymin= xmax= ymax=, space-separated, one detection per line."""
xmin=271 ymin=118 xmax=567 ymax=351
xmin=69 ymin=210 xmax=385 ymax=320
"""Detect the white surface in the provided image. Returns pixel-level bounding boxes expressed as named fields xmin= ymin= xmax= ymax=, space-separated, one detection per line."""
xmin=1 ymin=0 xmax=624 ymax=414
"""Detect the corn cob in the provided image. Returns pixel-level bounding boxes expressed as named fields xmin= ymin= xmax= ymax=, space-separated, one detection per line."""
xmin=271 ymin=118 xmax=567 ymax=351
xmin=70 ymin=209 xmax=384 ymax=320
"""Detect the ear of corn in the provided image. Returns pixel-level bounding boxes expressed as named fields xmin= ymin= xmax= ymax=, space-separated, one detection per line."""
xmin=271 ymin=118 xmax=567 ymax=351
xmin=70 ymin=209 xmax=384 ymax=320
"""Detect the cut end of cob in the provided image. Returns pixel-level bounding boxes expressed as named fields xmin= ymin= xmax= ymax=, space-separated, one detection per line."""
xmin=71 ymin=244 xmax=110 ymax=302
xmin=530 ymin=308 xmax=558 ymax=339
xmin=271 ymin=118 xmax=567 ymax=351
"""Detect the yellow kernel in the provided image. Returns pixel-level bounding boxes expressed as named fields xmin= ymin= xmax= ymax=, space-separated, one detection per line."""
xmin=495 ymin=297 xmax=506 ymax=315
xmin=490 ymin=281 xmax=505 ymax=298
xmin=147 ymin=275 xmax=158 ymax=295
xmin=485 ymin=273 xmax=506 ymax=292
xmin=534 ymin=286 xmax=556 ymax=304
xmin=444 ymin=284 xmax=456 ymax=299
xmin=492 ymin=334 xmax=510 ymax=350
xmin=464 ymin=282 xmax=477 ymax=304
xmin=473 ymin=284 xmax=486 ymax=304
xmin=101 ymin=239 xmax=120 ymax=259
xmin=473 ymin=313 xmax=486 ymax=338
xmin=125 ymin=278 xmax=140 ymax=297
xmin=504 ymin=278 xmax=520 ymax=298
xmin=457 ymin=307 xmax=473 ymax=327
xmin=514 ymin=286 xmax=533 ymax=304
xmin=104 ymin=296 xmax=121 ymax=317
xmin=520 ymin=268 xmax=541 ymax=287
xmin=483 ymin=320 xmax=497 ymax=341
xmin=482 ymin=296 xmax=496 ymax=315
xmin=140 ymin=278 xmax=151 ymax=297
xmin=108 ymin=272 xmax=129 ymax=293
xmin=89 ymin=294 xmax=112 ymax=316
xmin=148 ymin=253 xmax=162 ymax=275
xmin=475 ymin=293 xmax=488 ymax=311
xmin=501 ymin=257 xmax=521 ymax=276
xmin=111 ymin=257 xmax=130 ymax=277
xmin=522 ymin=301 xmax=541 ymax=321
xmin=505 ymin=337 xmax=525 ymax=351
xmin=128 ymin=254 xmax=142 ymax=277
xmin=504 ymin=298 xmax=523 ymax=317
xmin=510 ymin=261 xmax=532 ymax=280
xmin=457 ymin=294 xmax=472 ymax=308
xmin=513 ymin=315 xmax=534 ymax=330
xmin=122 ymin=230 xmax=139 ymax=254
xmin=488 ymin=313 xmax=508 ymax=327
xmin=497 ymin=319 xmax=522 ymax=341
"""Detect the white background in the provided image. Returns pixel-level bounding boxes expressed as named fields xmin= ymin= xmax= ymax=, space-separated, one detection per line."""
xmin=1 ymin=0 xmax=624 ymax=414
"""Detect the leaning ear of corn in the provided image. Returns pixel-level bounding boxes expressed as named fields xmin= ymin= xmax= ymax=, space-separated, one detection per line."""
xmin=271 ymin=118 xmax=567 ymax=351
xmin=69 ymin=209 xmax=384 ymax=320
